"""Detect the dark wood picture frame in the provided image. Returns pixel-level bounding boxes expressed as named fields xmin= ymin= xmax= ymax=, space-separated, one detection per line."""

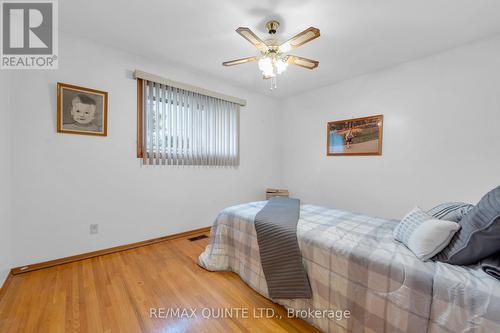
xmin=57 ymin=82 xmax=108 ymax=136
xmin=327 ymin=115 xmax=383 ymax=156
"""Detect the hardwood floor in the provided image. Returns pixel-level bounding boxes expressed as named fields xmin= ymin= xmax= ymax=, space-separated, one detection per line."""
xmin=0 ymin=232 xmax=320 ymax=333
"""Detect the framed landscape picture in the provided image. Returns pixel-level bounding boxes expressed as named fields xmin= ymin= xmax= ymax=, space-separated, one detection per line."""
xmin=57 ymin=82 xmax=108 ymax=136
xmin=327 ymin=115 xmax=383 ymax=156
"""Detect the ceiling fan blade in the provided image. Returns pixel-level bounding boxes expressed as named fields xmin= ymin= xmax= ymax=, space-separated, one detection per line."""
xmin=280 ymin=27 xmax=320 ymax=52
xmin=262 ymin=75 xmax=273 ymax=80
xmin=287 ymin=55 xmax=319 ymax=69
xmin=236 ymin=27 xmax=269 ymax=52
xmin=222 ymin=56 xmax=257 ymax=66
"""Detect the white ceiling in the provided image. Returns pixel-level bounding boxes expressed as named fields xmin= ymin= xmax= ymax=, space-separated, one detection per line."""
xmin=60 ymin=0 xmax=500 ymax=99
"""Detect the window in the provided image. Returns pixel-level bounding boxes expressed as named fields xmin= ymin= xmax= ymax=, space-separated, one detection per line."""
xmin=136 ymin=74 xmax=243 ymax=166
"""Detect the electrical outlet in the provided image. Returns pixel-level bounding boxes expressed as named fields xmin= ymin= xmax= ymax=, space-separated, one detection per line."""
xmin=90 ymin=224 xmax=99 ymax=235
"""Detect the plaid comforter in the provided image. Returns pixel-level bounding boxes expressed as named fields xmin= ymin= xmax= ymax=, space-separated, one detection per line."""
xmin=199 ymin=202 xmax=500 ymax=333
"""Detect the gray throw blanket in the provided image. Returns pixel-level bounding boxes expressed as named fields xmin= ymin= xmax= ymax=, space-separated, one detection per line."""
xmin=254 ymin=197 xmax=312 ymax=299
xmin=482 ymin=252 xmax=500 ymax=281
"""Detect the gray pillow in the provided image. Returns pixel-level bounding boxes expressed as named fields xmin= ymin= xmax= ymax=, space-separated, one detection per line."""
xmin=434 ymin=186 xmax=500 ymax=265
xmin=427 ymin=202 xmax=474 ymax=222
xmin=393 ymin=207 xmax=460 ymax=261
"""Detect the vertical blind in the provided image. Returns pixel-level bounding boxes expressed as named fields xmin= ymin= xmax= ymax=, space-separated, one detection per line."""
xmin=141 ymin=79 xmax=240 ymax=166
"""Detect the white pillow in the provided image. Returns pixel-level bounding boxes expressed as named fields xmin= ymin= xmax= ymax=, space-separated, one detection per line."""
xmin=393 ymin=207 xmax=461 ymax=261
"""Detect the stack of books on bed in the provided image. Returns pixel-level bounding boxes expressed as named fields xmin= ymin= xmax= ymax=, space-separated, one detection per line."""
xmin=266 ymin=188 xmax=289 ymax=200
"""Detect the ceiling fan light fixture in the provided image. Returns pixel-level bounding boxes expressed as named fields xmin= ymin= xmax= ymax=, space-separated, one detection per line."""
xmin=224 ymin=21 xmax=320 ymax=90
xmin=258 ymin=56 xmax=275 ymax=77
xmin=275 ymin=57 xmax=288 ymax=74
xmin=258 ymin=54 xmax=289 ymax=88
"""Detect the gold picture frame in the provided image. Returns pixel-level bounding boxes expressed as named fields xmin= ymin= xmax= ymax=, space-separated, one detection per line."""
xmin=327 ymin=115 xmax=383 ymax=156
xmin=57 ymin=82 xmax=108 ymax=136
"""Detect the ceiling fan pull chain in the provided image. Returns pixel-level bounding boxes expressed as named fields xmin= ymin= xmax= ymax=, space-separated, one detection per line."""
xmin=271 ymin=77 xmax=277 ymax=90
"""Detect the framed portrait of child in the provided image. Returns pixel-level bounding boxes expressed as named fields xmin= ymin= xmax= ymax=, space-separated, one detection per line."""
xmin=57 ymin=82 xmax=108 ymax=136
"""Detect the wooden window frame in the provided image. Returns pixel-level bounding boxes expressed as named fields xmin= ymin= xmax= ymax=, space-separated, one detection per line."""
xmin=136 ymin=78 xmax=144 ymax=158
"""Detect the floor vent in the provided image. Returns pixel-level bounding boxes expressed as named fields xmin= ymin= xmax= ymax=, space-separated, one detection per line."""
xmin=188 ymin=234 xmax=208 ymax=242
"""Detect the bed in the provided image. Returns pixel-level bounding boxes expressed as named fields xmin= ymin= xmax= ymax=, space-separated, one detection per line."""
xmin=199 ymin=201 xmax=500 ymax=333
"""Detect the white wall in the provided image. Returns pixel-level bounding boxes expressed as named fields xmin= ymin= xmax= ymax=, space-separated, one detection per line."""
xmin=9 ymin=33 xmax=283 ymax=266
xmin=281 ymin=36 xmax=500 ymax=219
xmin=8 ymin=33 xmax=500 ymax=268
xmin=0 ymin=72 xmax=12 ymax=284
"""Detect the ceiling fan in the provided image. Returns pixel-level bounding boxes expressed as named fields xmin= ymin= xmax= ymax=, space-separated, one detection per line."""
xmin=223 ymin=20 xmax=320 ymax=89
